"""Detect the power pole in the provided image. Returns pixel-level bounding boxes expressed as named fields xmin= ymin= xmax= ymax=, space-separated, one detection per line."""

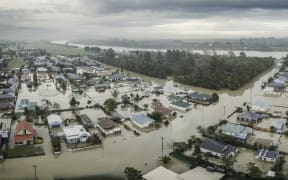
xmin=161 ymin=137 xmax=164 ymax=159
xmin=32 ymin=164 xmax=38 ymax=180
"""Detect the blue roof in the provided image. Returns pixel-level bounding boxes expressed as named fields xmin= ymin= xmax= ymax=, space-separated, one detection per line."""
xmin=131 ymin=113 xmax=153 ymax=125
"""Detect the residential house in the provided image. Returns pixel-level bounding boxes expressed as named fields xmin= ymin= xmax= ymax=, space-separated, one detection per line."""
xmin=79 ymin=114 xmax=95 ymax=128
xmin=97 ymin=119 xmax=121 ymax=135
xmin=237 ymin=112 xmax=263 ymax=123
xmin=0 ymin=102 xmax=14 ymax=111
xmin=200 ymin=139 xmax=238 ymax=158
xmin=131 ymin=112 xmax=154 ymax=128
xmin=271 ymin=120 xmax=285 ymax=133
xmin=95 ymin=82 xmax=110 ymax=91
xmin=256 ymin=149 xmax=279 ymax=162
xmin=186 ymin=92 xmax=212 ymax=103
xmin=153 ymin=103 xmax=176 ymax=118
xmin=143 ymin=166 xmax=224 ymax=180
xmin=248 ymin=101 xmax=270 ymax=112
xmin=47 ymin=114 xmax=62 ymax=128
xmin=219 ymin=123 xmax=252 ymax=141
xmin=169 ymin=100 xmax=191 ymax=111
xmin=0 ymin=93 xmax=15 ymax=103
xmin=14 ymin=120 xmax=36 ymax=145
xmin=19 ymin=99 xmax=38 ymax=111
xmin=267 ymin=82 xmax=286 ymax=94
xmin=63 ymin=125 xmax=91 ymax=144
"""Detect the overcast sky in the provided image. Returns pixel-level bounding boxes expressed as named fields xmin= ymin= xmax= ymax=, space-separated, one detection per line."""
xmin=1 ymin=0 xmax=288 ymax=40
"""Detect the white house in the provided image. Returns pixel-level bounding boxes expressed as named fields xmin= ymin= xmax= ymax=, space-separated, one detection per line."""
xmin=256 ymin=149 xmax=279 ymax=163
xmin=97 ymin=119 xmax=121 ymax=135
xmin=63 ymin=125 xmax=91 ymax=144
xmin=47 ymin=114 xmax=62 ymax=128
xmin=248 ymin=101 xmax=270 ymax=112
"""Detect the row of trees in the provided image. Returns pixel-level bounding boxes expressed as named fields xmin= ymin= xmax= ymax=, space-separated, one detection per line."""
xmin=98 ymin=50 xmax=274 ymax=90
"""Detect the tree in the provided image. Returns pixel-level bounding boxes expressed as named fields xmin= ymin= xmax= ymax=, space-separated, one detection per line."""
xmin=104 ymin=98 xmax=117 ymax=112
xmin=148 ymin=112 xmax=162 ymax=122
xmin=124 ymin=167 xmax=142 ymax=180
xmin=69 ymin=97 xmax=77 ymax=106
xmin=247 ymin=162 xmax=262 ymax=178
xmin=134 ymin=94 xmax=140 ymax=104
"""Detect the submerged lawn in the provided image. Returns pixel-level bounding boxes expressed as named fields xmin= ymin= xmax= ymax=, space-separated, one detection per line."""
xmin=7 ymin=145 xmax=45 ymax=158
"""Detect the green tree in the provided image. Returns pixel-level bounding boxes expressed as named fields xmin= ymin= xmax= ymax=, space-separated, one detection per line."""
xmin=149 ymin=112 xmax=162 ymax=122
xmin=247 ymin=162 xmax=262 ymax=178
xmin=124 ymin=167 xmax=142 ymax=180
xmin=69 ymin=97 xmax=77 ymax=106
xmin=104 ymin=98 xmax=117 ymax=112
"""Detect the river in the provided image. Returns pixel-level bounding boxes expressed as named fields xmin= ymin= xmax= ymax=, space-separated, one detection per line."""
xmin=0 ymin=44 xmax=288 ymax=179
xmin=51 ymin=40 xmax=288 ymax=59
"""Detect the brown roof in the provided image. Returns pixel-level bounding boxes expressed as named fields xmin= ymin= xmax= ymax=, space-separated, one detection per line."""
xmin=154 ymin=106 xmax=173 ymax=115
xmin=98 ymin=119 xmax=118 ymax=130
xmin=14 ymin=120 xmax=36 ymax=143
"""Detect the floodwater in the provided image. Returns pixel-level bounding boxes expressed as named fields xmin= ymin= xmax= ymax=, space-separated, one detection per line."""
xmin=1 ymin=52 xmax=288 ymax=179
xmin=51 ymin=40 xmax=288 ymax=59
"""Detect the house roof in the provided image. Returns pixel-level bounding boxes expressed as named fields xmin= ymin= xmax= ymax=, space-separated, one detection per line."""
xmin=0 ymin=102 xmax=14 ymax=109
xmin=171 ymin=101 xmax=191 ymax=108
xmin=131 ymin=112 xmax=154 ymax=125
xmin=63 ymin=125 xmax=90 ymax=139
xmin=15 ymin=120 xmax=34 ymax=134
xmin=47 ymin=114 xmax=62 ymax=125
xmin=237 ymin=112 xmax=262 ymax=121
xmin=271 ymin=120 xmax=284 ymax=130
xmin=154 ymin=106 xmax=173 ymax=116
xmin=256 ymin=149 xmax=279 ymax=159
xmin=143 ymin=166 xmax=178 ymax=180
xmin=187 ymin=92 xmax=211 ymax=101
xmin=200 ymin=139 xmax=237 ymax=156
xmin=200 ymin=139 xmax=227 ymax=154
xmin=98 ymin=119 xmax=119 ymax=130
xmin=268 ymin=82 xmax=286 ymax=88
xmin=14 ymin=120 xmax=36 ymax=142
xmin=0 ymin=93 xmax=15 ymax=99
xmin=219 ymin=123 xmax=252 ymax=136
xmin=79 ymin=114 xmax=94 ymax=127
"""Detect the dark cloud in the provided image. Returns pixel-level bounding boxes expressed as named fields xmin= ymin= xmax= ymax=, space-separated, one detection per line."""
xmin=83 ymin=0 xmax=288 ymax=14
xmin=0 ymin=0 xmax=288 ymax=39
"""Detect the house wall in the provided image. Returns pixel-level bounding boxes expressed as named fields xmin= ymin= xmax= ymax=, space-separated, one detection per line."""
xmin=200 ymin=147 xmax=223 ymax=158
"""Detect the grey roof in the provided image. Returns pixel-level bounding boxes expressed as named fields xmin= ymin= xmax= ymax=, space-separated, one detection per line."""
xmin=237 ymin=112 xmax=263 ymax=122
xmin=0 ymin=102 xmax=14 ymax=109
xmin=0 ymin=93 xmax=15 ymax=99
xmin=131 ymin=113 xmax=153 ymax=125
xmin=187 ymin=92 xmax=212 ymax=101
xmin=267 ymin=82 xmax=286 ymax=88
xmin=256 ymin=149 xmax=279 ymax=159
xmin=200 ymin=139 xmax=227 ymax=154
xmin=200 ymin=139 xmax=237 ymax=156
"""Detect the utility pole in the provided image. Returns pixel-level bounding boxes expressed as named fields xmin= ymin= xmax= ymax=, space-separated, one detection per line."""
xmin=223 ymin=106 xmax=226 ymax=120
xmin=161 ymin=137 xmax=164 ymax=159
xmin=32 ymin=164 xmax=38 ymax=180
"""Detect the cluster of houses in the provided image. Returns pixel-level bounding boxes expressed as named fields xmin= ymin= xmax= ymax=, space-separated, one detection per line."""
xmin=262 ymin=64 xmax=288 ymax=95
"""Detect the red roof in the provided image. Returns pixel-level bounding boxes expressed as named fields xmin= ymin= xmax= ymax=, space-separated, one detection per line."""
xmin=14 ymin=120 xmax=36 ymax=143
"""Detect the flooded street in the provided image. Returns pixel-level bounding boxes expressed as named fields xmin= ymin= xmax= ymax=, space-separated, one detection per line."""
xmin=1 ymin=54 xmax=288 ymax=180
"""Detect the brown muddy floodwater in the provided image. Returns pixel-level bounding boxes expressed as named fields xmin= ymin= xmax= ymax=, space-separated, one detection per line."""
xmin=1 ymin=60 xmax=288 ymax=180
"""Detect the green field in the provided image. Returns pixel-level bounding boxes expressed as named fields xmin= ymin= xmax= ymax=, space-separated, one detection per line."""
xmin=21 ymin=41 xmax=97 ymax=56
xmin=8 ymin=57 xmax=26 ymax=68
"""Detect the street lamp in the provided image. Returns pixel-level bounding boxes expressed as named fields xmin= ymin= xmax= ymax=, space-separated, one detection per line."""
xmin=32 ymin=164 xmax=38 ymax=180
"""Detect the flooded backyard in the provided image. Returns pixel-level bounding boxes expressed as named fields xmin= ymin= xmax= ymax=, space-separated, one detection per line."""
xmin=1 ymin=54 xmax=288 ymax=179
